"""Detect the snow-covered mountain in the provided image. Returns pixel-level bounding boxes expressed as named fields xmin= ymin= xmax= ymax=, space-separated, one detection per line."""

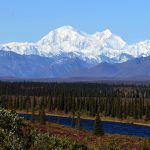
xmin=1 ymin=26 xmax=150 ymax=64
xmin=1 ymin=26 xmax=150 ymax=79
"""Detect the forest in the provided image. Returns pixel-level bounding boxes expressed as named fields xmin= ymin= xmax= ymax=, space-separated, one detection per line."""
xmin=0 ymin=81 xmax=150 ymax=120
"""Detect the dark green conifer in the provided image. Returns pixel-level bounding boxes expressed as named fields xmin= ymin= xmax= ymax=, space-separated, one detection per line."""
xmin=71 ymin=112 xmax=76 ymax=128
xmin=76 ymin=111 xmax=81 ymax=130
xmin=31 ymin=97 xmax=36 ymax=123
xmin=145 ymin=104 xmax=150 ymax=121
xmin=93 ymin=113 xmax=104 ymax=136
xmin=48 ymin=96 xmax=52 ymax=112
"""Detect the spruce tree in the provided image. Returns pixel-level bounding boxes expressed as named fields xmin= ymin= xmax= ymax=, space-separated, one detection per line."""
xmin=0 ymin=96 xmax=2 ymax=108
xmin=93 ymin=113 xmax=104 ymax=136
xmin=31 ymin=97 xmax=36 ymax=123
xmin=48 ymin=96 xmax=52 ymax=112
xmin=145 ymin=104 xmax=150 ymax=121
xmin=76 ymin=111 xmax=81 ymax=130
xmin=38 ymin=99 xmax=46 ymax=124
xmin=71 ymin=112 xmax=76 ymax=128
xmin=39 ymin=107 xmax=46 ymax=125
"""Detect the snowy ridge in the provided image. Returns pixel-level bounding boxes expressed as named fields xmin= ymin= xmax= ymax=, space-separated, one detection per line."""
xmin=0 ymin=26 xmax=150 ymax=63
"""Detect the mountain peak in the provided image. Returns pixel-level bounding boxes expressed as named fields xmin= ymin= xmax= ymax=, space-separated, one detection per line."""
xmin=55 ymin=26 xmax=77 ymax=32
xmin=0 ymin=25 xmax=150 ymax=65
xmin=103 ymin=29 xmax=112 ymax=36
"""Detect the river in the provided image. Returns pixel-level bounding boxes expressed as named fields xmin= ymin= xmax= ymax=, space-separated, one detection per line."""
xmin=18 ymin=113 xmax=150 ymax=137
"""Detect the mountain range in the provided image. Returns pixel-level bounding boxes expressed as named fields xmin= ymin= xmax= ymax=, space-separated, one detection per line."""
xmin=0 ymin=26 xmax=150 ymax=80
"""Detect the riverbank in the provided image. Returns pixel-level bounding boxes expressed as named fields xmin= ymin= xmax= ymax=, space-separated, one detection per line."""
xmin=15 ymin=110 xmax=150 ymax=127
xmin=47 ymin=113 xmax=150 ymax=127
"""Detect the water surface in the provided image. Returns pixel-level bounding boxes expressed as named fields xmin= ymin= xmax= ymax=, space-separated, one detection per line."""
xmin=18 ymin=113 xmax=150 ymax=137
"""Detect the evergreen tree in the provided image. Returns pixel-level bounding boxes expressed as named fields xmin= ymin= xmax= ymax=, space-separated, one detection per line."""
xmin=76 ymin=111 xmax=81 ymax=130
xmin=31 ymin=97 xmax=36 ymax=123
xmin=0 ymin=96 xmax=2 ymax=108
xmin=93 ymin=113 xmax=104 ymax=136
xmin=48 ymin=96 xmax=52 ymax=112
xmin=123 ymin=101 xmax=127 ymax=119
xmin=39 ymin=107 xmax=46 ymax=124
xmin=145 ymin=104 xmax=150 ymax=121
xmin=71 ymin=112 xmax=76 ymax=128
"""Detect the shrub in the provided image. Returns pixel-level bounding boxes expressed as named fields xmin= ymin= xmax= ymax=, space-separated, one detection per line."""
xmin=0 ymin=107 xmax=89 ymax=150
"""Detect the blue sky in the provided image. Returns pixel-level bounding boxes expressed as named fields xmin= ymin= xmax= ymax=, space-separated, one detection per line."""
xmin=0 ymin=0 xmax=150 ymax=44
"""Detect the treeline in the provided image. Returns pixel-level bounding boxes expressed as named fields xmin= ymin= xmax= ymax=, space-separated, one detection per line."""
xmin=1 ymin=82 xmax=150 ymax=97
xmin=0 ymin=81 xmax=150 ymax=120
